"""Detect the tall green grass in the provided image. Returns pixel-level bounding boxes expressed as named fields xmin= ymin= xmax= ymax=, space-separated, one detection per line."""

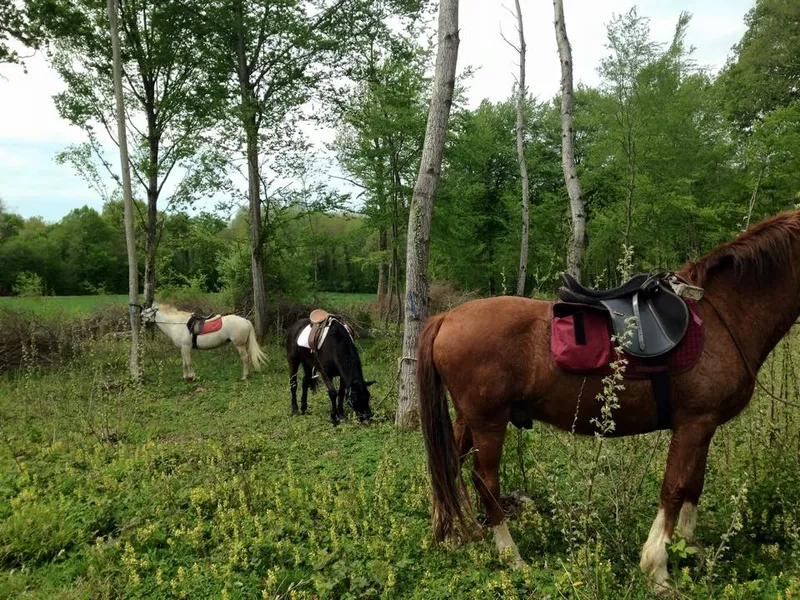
xmin=1 ymin=317 xmax=799 ymax=598
xmin=0 ymin=292 xmax=374 ymax=319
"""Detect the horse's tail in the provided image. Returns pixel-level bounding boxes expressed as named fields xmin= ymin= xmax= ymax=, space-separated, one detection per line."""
xmin=418 ymin=313 xmax=471 ymax=542
xmin=247 ymin=323 xmax=266 ymax=372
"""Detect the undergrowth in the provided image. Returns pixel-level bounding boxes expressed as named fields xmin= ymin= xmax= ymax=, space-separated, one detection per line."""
xmin=1 ymin=319 xmax=800 ymax=598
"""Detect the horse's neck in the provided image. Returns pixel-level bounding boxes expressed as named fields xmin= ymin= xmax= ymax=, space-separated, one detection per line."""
xmin=710 ymin=271 xmax=800 ymax=369
xmin=156 ymin=310 xmax=189 ymax=338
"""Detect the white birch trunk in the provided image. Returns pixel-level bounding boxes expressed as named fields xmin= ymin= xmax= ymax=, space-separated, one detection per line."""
xmin=554 ymin=0 xmax=586 ymax=282
xmin=513 ymin=0 xmax=530 ymax=297
xmin=395 ymin=0 xmax=460 ymax=429
xmin=108 ymin=0 xmax=140 ymax=379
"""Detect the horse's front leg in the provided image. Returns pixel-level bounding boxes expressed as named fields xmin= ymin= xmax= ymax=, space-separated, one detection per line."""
xmin=337 ymin=378 xmax=346 ymax=418
xmin=321 ymin=375 xmax=339 ymax=426
xmin=640 ymin=417 xmax=716 ymax=592
xmin=181 ymin=346 xmax=195 ymax=382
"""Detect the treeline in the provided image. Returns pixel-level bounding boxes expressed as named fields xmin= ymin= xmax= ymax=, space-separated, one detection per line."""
xmin=336 ymin=1 xmax=800 ymax=296
xmin=0 ymin=200 xmax=377 ymax=297
xmin=3 ymin=0 xmax=798 ymax=304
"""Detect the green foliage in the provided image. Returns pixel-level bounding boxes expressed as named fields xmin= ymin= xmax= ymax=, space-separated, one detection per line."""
xmin=12 ymin=271 xmax=46 ymax=297
xmin=3 ymin=321 xmax=800 ymax=598
xmin=432 ymin=98 xmax=565 ymax=295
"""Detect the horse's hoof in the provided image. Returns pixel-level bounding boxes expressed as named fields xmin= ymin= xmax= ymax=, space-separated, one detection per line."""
xmin=185 ymin=376 xmax=195 ymax=382
xmin=292 ymin=409 xmax=299 ymax=416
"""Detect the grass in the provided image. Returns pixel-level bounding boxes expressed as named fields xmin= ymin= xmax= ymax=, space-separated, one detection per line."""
xmin=1 ymin=316 xmax=800 ymax=598
xmin=0 ymin=295 xmax=130 ymax=318
xmin=0 ymin=292 xmax=374 ymax=319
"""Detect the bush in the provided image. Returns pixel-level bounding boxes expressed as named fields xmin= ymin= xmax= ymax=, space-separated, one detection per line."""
xmin=12 ymin=271 xmax=45 ymax=297
xmin=0 ymin=305 xmax=128 ymax=372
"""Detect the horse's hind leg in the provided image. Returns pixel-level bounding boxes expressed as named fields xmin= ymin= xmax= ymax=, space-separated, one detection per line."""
xmin=301 ymin=362 xmax=313 ymax=414
xmin=236 ymin=343 xmax=251 ymax=379
xmin=640 ymin=418 xmax=716 ymax=591
xmin=289 ymin=359 xmax=300 ymax=415
xmin=471 ymin=425 xmax=525 ymax=569
xmin=337 ymin=378 xmax=346 ymax=418
xmin=454 ymin=416 xmax=474 ymax=506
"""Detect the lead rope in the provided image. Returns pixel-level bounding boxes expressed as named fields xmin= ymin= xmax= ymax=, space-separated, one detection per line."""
xmin=703 ymin=294 xmax=800 ymax=409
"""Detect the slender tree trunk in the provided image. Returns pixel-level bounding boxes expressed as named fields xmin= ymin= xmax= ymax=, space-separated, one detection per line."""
xmin=377 ymin=228 xmax=388 ymax=302
xmin=745 ymin=163 xmax=765 ymax=230
xmin=554 ymin=0 xmax=586 ymax=282
xmin=143 ymin=188 xmax=158 ymax=308
xmin=513 ymin=0 xmax=530 ymax=297
xmin=108 ymin=0 xmax=140 ymax=379
xmin=234 ymin=0 xmax=267 ymax=339
xmin=396 ymin=0 xmax=460 ymax=429
xmin=392 ymin=165 xmax=403 ymax=326
xmin=142 ymin=84 xmax=159 ymax=308
xmin=624 ymin=154 xmax=636 ymax=247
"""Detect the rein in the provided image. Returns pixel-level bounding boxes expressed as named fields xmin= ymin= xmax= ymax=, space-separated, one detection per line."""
xmin=703 ymin=293 xmax=800 ymax=409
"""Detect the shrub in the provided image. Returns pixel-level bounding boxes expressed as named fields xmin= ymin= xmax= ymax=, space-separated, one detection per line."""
xmin=12 ymin=271 xmax=45 ymax=297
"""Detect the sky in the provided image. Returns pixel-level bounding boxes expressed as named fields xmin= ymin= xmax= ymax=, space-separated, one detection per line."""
xmin=0 ymin=0 xmax=754 ymax=223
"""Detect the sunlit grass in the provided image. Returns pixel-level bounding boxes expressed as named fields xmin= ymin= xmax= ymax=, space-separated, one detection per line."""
xmin=1 ymin=320 xmax=800 ymax=598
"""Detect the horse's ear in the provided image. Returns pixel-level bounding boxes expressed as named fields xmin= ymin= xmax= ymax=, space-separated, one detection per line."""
xmin=364 ymin=380 xmax=376 ymax=387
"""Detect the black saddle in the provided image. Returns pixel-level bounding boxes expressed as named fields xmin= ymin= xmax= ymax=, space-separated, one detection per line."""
xmin=187 ymin=312 xmax=220 ymax=349
xmin=558 ymin=272 xmax=689 ymax=358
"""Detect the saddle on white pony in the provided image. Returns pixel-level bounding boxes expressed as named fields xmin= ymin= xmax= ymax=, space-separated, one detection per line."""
xmin=186 ymin=312 xmax=222 ymax=349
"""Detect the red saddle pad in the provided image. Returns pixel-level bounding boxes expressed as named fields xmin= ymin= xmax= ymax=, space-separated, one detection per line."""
xmin=551 ymin=300 xmax=704 ymax=378
xmin=200 ymin=316 xmax=223 ymax=335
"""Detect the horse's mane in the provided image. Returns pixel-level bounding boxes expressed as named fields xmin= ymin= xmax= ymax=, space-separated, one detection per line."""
xmin=154 ymin=303 xmax=189 ymax=316
xmin=681 ymin=210 xmax=800 ymax=287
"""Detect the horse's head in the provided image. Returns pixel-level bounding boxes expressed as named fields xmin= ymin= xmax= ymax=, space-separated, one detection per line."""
xmin=141 ymin=305 xmax=159 ymax=326
xmin=350 ymin=379 xmax=375 ymax=422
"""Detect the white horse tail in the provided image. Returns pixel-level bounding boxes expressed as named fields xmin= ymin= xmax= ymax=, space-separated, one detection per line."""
xmin=247 ymin=323 xmax=266 ymax=372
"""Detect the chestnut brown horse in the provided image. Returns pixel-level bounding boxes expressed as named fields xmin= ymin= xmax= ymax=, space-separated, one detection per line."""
xmin=418 ymin=210 xmax=800 ymax=589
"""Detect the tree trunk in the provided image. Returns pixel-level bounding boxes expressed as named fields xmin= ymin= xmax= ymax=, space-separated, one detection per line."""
xmin=108 ymin=0 xmax=140 ymax=379
xmin=554 ymin=0 xmax=586 ymax=283
xmin=143 ymin=187 xmax=157 ymax=308
xmin=745 ymin=163 xmax=765 ymax=230
xmin=143 ymin=78 xmax=159 ymax=309
xmin=513 ymin=0 xmax=530 ymax=297
xmin=234 ymin=0 xmax=267 ymax=339
xmin=396 ymin=0 xmax=460 ymax=429
xmin=377 ymin=228 xmax=388 ymax=302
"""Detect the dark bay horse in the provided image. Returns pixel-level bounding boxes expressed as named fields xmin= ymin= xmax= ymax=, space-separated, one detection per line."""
xmin=286 ymin=317 xmax=374 ymax=425
xmin=418 ymin=210 xmax=800 ymax=589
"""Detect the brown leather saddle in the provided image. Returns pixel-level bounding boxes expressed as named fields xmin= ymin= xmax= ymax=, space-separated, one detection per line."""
xmin=308 ymin=309 xmax=352 ymax=353
xmin=187 ymin=312 xmax=222 ymax=349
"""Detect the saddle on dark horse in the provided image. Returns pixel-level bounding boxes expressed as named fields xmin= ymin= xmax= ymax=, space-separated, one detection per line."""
xmin=308 ymin=309 xmax=355 ymax=353
xmin=554 ymin=272 xmax=704 ymax=429
xmin=186 ymin=312 xmax=222 ymax=349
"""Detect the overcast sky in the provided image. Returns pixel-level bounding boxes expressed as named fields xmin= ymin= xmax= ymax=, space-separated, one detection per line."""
xmin=0 ymin=0 xmax=754 ymax=222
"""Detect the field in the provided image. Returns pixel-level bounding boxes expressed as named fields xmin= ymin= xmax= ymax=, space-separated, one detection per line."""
xmin=2 ymin=300 xmax=800 ymax=599
xmin=0 ymin=293 xmax=374 ymax=319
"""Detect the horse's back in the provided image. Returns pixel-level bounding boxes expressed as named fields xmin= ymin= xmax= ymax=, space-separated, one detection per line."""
xmin=431 ymin=296 xmax=552 ymax=402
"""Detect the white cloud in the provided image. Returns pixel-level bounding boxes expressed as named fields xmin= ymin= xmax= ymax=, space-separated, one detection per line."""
xmin=0 ymin=53 xmax=85 ymax=143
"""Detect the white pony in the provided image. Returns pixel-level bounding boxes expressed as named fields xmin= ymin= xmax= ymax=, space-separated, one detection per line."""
xmin=141 ymin=303 xmax=266 ymax=381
